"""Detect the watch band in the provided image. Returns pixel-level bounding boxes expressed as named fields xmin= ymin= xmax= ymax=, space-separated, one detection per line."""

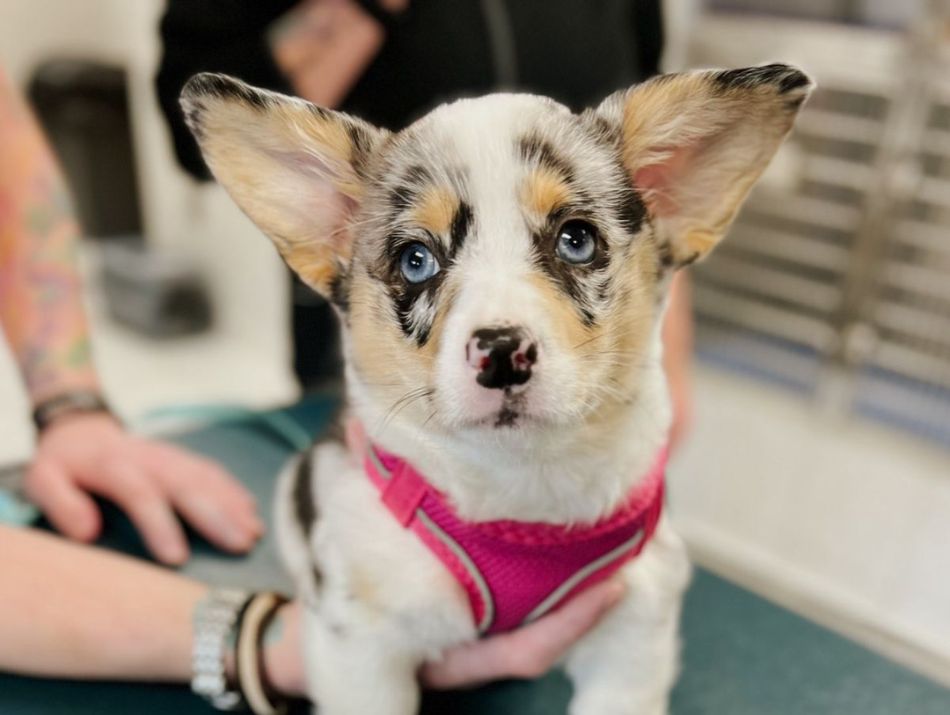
xmin=32 ymin=390 xmax=113 ymax=433
xmin=192 ymin=588 xmax=253 ymax=711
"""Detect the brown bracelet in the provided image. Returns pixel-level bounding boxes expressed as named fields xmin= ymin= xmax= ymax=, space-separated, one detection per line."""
xmin=236 ymin=592 xmax=290 ymax=715
xmin=32 ymin=390 xmax=114 ymax=434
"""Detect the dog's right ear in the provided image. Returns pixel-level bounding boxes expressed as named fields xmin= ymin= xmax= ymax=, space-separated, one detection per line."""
xmin=180 ymin=73 xmax=387 ymax=296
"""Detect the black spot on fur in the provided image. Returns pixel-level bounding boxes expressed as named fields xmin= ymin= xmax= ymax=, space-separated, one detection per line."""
xmin=329 ymin=271 xmax=351 ymax=313
xmin=291 ymin=417 xmax=347 ymax=594
xmin=658 ymin=241 xmax=674 ymax=269
xmin=450 ymin=201 xmax=473 ymax=257
xmin=307 ymin=103 xmax=332 ymax=120
xmin=714 ymin=64 xmax=810 ymax=94
xmin=347 ymin=123 xmax=375 ymax=179
xmin=680 ymin=250 xmax=702 ymax=267
xmin=386 ymin=165 xmax=434 ymax=219
xmin=404 ymin=164 xmax=432 ymax=186
xmin=518 ymin=134 xmax=575 ymax=183
xmin=388 ymin=185 xmax=416 ymax=213
xmin=494 ymin=390 xmax=526 ymax=428
xmin=182 ymin=72 xmax=270 ymax=111
xmin=615 ymin=183 xmax=647 ymax=235
xmin=381 ymin=232 xmax=446 ymax=346
xmin=530 ymin=217 xmax=608 ymax=328
xmin=584 ymin=112 xmax=622 ymax=147
xmin=293 ymin=449 xmax=317 ymax=538
xmin=392 ymin=278 xmax=440 ymax=346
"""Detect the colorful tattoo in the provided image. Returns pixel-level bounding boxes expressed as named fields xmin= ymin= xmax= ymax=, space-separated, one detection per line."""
xmin=0 ymin=67 xmax=99 ymax=404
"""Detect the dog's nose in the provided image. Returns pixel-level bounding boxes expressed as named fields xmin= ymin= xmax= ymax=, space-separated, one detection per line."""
xmin=467 ymin=327 xmax=538 ymax=389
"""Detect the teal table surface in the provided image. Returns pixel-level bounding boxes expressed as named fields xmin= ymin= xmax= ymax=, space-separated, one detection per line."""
xmin=3 ymin=397 xmax=949 ymax=714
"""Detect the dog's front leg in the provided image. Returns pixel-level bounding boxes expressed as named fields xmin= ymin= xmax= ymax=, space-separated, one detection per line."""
xmin=565 ymin=519 xmax=691 ymax=715
xmin=302 ymin=607 xmax=421 ymax=715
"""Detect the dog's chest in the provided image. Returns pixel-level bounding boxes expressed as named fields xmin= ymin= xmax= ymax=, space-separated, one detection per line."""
xmin=308 ymin=444 xmax=476 ymax=652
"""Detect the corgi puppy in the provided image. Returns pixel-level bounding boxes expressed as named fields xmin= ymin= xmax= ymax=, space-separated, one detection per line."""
xmin=182 ymin=64 xmax=811 ymax=715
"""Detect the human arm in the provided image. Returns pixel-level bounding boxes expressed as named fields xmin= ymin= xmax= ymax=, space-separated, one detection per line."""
xmin=0 ymin=524 xmax=622 ymax=695
xmin=0 ymin=68 xmax=261 ymax=563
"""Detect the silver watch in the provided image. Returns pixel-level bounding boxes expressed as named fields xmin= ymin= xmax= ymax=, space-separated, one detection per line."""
xmin=191 ymin=588 xmax=252 ymax=710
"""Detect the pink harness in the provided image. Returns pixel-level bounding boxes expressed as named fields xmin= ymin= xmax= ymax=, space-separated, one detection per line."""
xmin=365 ymin=445 xmax=666 ymax=635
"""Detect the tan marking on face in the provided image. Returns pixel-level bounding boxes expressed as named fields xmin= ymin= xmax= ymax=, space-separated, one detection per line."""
xmin=347 ymin=267 xmax=439 ymax=419
xmin=527 ymin=273 xmax=596 ymax=351
xmin=412 ymin=186 xmax=459 ymax=235
xmin=530 ymin=235 xmax=659 ymax=424
xmin=520 ymin=168 xmax=572 ymax=218
xmin=604 ymin=242 xmax=659 ymax=393
xmin=416 ymin=279 xmax=459 ymax=361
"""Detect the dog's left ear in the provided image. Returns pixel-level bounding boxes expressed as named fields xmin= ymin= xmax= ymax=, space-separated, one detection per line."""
xmin=597 ymin=63 xmax=813 ymax=266
xmin=180 ymin=73 xmax=387 ymax=296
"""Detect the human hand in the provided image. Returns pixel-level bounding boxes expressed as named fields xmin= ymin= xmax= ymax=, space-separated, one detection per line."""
xmin=270 ymin=0 xmax=408 ymax=108
xmin=24 ymin=413 xmax=263 ymax=564
xmin=263 ymin=579 xmax=624 ymax=698
xmin=421 ymin=577 xmax=625 ymax=688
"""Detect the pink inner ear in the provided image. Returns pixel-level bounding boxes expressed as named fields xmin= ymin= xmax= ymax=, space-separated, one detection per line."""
xmin=634 ymin=164 xmax=675 ymax=215
xmin=632 ymin=141 xmax=702 ymax=218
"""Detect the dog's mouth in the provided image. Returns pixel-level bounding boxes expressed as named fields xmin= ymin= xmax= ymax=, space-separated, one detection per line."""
xmin=493 ymin=390 xmax=527 ymax=428
xmin=460 ymin=389 xmax=535 ymax=430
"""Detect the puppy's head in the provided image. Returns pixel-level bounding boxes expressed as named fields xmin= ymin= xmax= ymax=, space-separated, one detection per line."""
xmin=181 ymin=66 xmax=811 ymax=437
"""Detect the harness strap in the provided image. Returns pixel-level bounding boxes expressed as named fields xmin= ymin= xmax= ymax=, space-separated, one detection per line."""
xmin=364 ymin=444 xmax=664 ymax=635
xmin=366 ymin=447 xmax=496 ymax=632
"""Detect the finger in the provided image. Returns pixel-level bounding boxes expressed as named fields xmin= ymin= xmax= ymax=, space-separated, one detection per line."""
xmin=23 ymin=459 xmax=101 ymax=542
xmin=145 ymin=441 xmax=260 ymax=514
xmin=421 ymin=579 xmax=626 ymax=689
xmin=147 ymin=444 xmax=263 ymax=553
xmin=92 ymin=461 xmax=189 ymax=565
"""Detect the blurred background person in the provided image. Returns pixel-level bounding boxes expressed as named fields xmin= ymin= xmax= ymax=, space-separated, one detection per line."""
xmin=0 ymin=66 xmax=263 ymax=563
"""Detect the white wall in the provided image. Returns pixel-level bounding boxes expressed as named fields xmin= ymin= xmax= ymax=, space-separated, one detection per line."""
xmin=669 ymin=366 xmax=950 ymax=685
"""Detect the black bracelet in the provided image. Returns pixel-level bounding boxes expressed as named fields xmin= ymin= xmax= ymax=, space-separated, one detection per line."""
xmin=32 ymin=390 xmax=114 ymax=434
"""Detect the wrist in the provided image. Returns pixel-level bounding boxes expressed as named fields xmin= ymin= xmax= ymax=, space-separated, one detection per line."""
xmin=32 ymin=389 xmax=116 ymax=435
xmin=193 ymin=591 xmax=297 ymax=712
xmin=259 ymin=602 xmax=304 ymax=698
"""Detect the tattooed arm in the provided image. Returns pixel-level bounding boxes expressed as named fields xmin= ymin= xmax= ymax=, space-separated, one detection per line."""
xmin=0 ymin=68 xmax=263 ymax=563
xmin=0 ymin=69 xmax=96 ymax=402
xmin=0 ymin=524 xmax=622 ymax=693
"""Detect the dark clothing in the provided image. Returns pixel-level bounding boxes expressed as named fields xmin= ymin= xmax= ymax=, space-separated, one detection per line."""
xmin=156 ymin=0 xmax=663 ymax=386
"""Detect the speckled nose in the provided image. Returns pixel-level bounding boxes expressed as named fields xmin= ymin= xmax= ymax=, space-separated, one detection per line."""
xmin=466 ymin=327 xmax=538 ymax=389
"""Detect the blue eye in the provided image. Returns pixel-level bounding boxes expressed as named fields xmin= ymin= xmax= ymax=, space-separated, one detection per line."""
xmin=556 ymin=220 xmax=598 ymax=264
xmin=399 ymin=242 xmax=441 ymax=284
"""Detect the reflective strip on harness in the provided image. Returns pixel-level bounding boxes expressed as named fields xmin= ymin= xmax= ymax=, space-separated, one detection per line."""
xmin=367 ymin=447 xmax=496 ymax=633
